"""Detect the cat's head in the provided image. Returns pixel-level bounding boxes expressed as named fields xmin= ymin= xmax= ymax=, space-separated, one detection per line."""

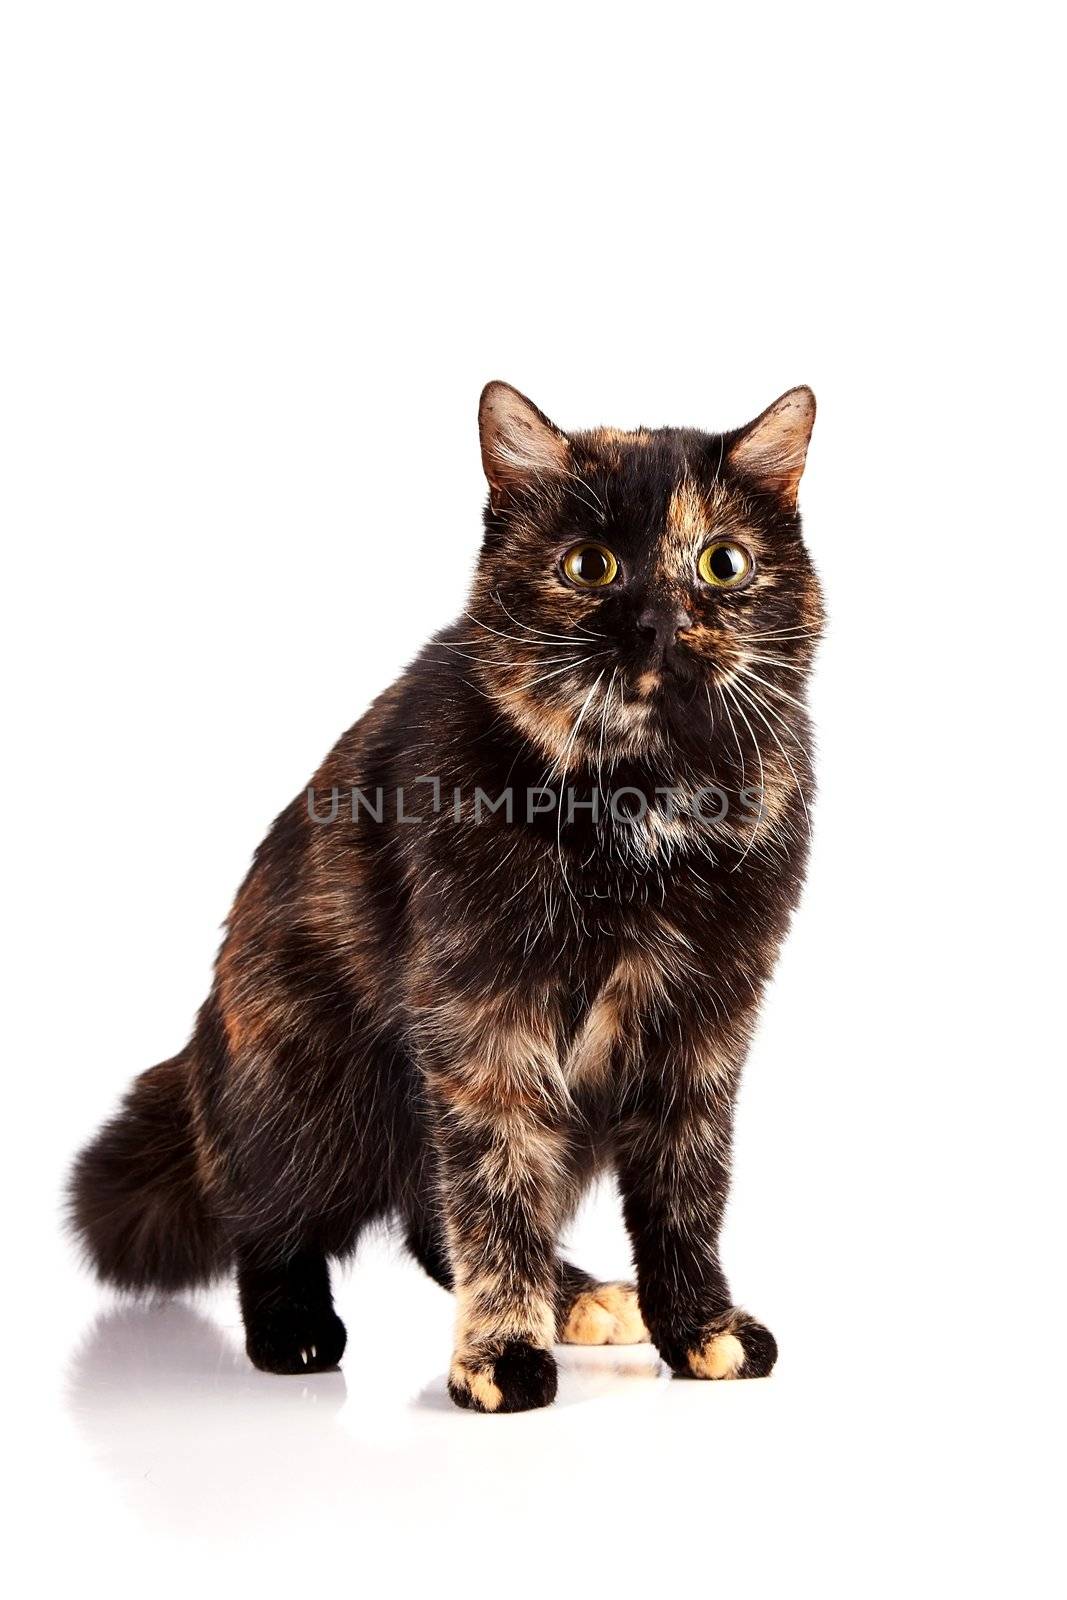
xmin=465 ymin=382 xmax=824 ymax=772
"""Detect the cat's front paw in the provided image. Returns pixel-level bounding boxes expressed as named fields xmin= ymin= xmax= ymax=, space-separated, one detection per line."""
xmin=560 ymin=1281 xmax=649 ymax=1345
xmin=677 ymin=1309 xmax=778 ymax=1381
xmin=245 ymin=1305 xmax=347 ymax=1375
xmin=448 ymin=1342 xmax=558 ymax=1413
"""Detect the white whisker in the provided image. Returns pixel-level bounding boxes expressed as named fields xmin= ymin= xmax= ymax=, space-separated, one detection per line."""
xmin=433 ymin=642 xmax=573 ymax=665
xmin=730 ymin=672 xmax=811 ymax=762
xmin=516 ymin=653 xmax=610 ymax=692
xmin=746 ymin=654 xmax=810 ymax=676
xmin=459 ymin=615 xmax=590 ymax=651
xmin=731 ymin=679 xmax=811 ymax=840
xmin=719 ymin=678 xmax=764 ymax=871
xmin=740 ymin=626 xmax=820 ymax=641
xmin=735 ymin=666 xmax=812 ymax=717
xmin=554 ymin=670 xmax=606 ymax=908
xmin=491 ymin=590 xmax=604 ymax=643
xmin=562 ymin=469 xmax=606 ymax=519
xmin=716 ymin=679 xmax=746 ymax=792
xmin=596 ymin=666 xmax=619 ymax=806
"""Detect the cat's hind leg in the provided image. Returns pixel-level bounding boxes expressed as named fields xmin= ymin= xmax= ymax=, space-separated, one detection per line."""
xmin=555 ymin=1259 xmax=649 ymax=1346
xmin=403 ymin=1207 xmax=454 ymax=1290
xmin=238 ymin=1248 xmax=347 ymax=1374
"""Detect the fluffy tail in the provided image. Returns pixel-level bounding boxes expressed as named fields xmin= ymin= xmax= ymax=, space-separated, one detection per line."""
xmin=69 ymin=1052 xmax=227 ymax=1292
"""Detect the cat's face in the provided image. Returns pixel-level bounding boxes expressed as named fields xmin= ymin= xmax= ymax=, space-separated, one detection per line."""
xmin=466 ymin=383 xmax=824 ymax=772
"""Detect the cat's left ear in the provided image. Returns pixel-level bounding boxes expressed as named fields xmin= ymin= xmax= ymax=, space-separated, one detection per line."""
xmin=479 ymin=381 xmax=571 ymax=508
xmin=726 ymin=387 xmax=816 ymax=509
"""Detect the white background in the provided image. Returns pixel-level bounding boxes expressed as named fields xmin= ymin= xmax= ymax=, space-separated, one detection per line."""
xmin=3 ymin=3 xmax=1063 ymax=1595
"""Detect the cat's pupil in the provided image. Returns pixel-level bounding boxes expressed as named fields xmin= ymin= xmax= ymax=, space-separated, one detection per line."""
xmin=710 ymin=545 xmax=743 ymax=581
xmin=578 ymin=547 xmax=608 ymax=582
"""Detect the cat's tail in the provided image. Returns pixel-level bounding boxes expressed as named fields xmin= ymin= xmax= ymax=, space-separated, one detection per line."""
xmin=68 ymin=1050 xmax=227 ymax=1292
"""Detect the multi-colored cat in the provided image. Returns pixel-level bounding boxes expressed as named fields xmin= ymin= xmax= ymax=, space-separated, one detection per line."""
xmin=71 ymin=382 xmax=823 ymax=1411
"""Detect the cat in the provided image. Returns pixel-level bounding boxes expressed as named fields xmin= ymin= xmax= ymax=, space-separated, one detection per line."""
xmin=70 ymin=381 xmax=823 ymax=1412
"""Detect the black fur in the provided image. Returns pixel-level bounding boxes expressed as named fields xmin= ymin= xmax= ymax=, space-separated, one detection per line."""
xmin=70 ymin=383 xmax=822 ymax=1409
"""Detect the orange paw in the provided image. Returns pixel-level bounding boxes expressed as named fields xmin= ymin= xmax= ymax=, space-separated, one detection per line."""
xmin=560 ymin=1283 xmax=649 ymax=1345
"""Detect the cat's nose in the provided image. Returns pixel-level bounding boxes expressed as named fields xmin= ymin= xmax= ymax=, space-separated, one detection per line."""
xmin=637 ymin=604 xmax=693 ymax=656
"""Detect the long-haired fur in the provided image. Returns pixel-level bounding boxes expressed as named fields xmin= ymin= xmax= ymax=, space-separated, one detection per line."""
xmin=71 ymin=382 xmax=823 ymax=1409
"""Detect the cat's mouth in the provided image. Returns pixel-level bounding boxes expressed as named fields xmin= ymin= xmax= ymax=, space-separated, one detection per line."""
xmin=629 ymin=647 xmax=705 ymax=702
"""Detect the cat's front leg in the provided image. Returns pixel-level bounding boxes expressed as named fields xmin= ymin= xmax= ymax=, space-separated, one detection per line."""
xmin=616 ymin=1015 xmax=778 ymax=1382
xmin=419 ymin=990 xmax=570 ymax=1414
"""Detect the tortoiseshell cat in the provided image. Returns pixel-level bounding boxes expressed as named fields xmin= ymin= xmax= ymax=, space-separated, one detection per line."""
xmin=71 ymin=382 xmax=823 ymax=1412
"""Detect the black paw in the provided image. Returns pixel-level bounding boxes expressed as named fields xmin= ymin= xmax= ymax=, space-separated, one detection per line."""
xmin=448 ymin=1341 xmax=558 ymax=1414
xmin=734 ymin=1318 xmax=778 ymax=1377
xmin=245 ymin=1305 xmax=347 ymax=1375
xmin=676 ymin=1311 xmax=778 ymax=1380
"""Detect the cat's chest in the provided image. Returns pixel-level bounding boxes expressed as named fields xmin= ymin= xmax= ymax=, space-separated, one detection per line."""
xmin=560 ymin=920 xmax=688 ymax=1093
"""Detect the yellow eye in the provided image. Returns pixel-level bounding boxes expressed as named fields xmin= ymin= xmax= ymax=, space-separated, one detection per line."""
xmin=698 ymin=541 xmax=753 ymax=588
xmin=561 ymin=543 xmax=619 ymax=588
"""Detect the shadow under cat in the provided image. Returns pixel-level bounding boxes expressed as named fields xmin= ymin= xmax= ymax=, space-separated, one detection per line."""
xmin=67 ymin=1299 xmax=668 ymax=1534
xmin=66 ymin=1301 xmax=352 ymax=1532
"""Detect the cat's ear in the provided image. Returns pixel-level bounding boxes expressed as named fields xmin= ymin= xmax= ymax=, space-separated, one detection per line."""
xmin=479 ymin=382 xmax=571 ymax=506
xmin=726 ymin=387 xmax=816 ymax=508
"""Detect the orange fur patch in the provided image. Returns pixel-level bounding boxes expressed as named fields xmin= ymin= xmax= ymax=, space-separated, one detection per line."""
xmin=560 ymin=1283 xmax=649 ymax=1345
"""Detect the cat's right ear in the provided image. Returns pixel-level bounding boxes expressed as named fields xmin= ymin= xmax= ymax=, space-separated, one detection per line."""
xmin=725 ymin=387 xmax=816 ymax=510
xmin=479 ymin=382 xmax=571 ymax=509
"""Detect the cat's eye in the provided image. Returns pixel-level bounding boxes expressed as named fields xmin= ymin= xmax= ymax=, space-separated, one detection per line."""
xmin=698 ymin=541 xmax=753 ymax=589
xmin=560 ymin=543 xmax=619 ymax=588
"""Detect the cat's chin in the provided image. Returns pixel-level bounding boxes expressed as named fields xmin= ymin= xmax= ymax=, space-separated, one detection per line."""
xmin=628 ymin=656 xmax=707 ymax=698
xmin=630 ymin=673 xmax=709 ymax=734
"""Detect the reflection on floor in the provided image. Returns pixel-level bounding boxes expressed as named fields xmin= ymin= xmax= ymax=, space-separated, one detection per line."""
xmin=66 ymin=1283 xmax=670 ymax=1537
xmin=53 ymin=1219 xmax=1034 ymax=1595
